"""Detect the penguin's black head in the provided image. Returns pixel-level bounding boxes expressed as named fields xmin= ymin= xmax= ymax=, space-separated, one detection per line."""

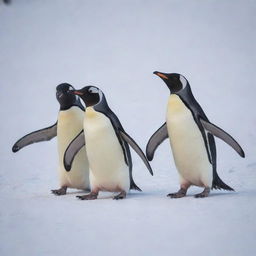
xmin=68 ymin=86 xmax=103 ymax=107
xmin=153 ymin=71 xmax=188 ymax=94
xmin=56 ymin=83 xmax=78 ymax=110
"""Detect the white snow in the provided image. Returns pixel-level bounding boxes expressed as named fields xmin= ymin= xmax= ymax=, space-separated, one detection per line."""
xmin=0 ymin=0 xmax=255 ymax=255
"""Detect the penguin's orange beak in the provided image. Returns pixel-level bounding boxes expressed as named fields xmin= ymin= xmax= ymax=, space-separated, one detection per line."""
xmin=68 ymin=90 xmax=83 ymax=96
xmin=153 ymin=71 xmax=168 ymax=80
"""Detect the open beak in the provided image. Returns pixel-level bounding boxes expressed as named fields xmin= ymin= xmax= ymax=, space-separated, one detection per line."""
xmin=153 ymin=71 xmax=168 ymax=80
xmin=68 ymin=90 xmax=83 ymax=96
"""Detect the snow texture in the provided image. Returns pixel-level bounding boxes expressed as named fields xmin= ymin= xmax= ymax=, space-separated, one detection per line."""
xmin=0 ymin=0 xmax=255 ymax=255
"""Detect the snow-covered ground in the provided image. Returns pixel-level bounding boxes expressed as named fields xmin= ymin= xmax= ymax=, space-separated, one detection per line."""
xmin=0 ymin=0 xmax=255 ymax=255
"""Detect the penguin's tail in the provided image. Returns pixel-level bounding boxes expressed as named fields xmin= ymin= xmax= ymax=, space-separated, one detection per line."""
xmin=212 ymin=173 xmax=234 ymax=191
xmin=130 ymin=178 xmax=142 ymax=192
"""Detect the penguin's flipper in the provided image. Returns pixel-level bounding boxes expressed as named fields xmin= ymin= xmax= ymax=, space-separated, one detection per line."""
xmin=63 ymin=130 xmax=85 ymax=172
xmin=12 ymin=123 xmax=57 ymax=153
xmin=200 ymin=119 xmax=245 ymax=158
xmin=146 ymin=123 xmax=168 ymax=161
xmin=119 ymin=130 xmax=153 ymax=175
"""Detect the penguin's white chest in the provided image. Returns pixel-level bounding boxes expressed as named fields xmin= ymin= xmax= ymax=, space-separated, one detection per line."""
xmin=83 ymin=107 xmax=129 ymax=192
xmin=166 ymin=95 xmax=212 ymax=187
xmin=57 ymin=107 xmax=89 ymax=189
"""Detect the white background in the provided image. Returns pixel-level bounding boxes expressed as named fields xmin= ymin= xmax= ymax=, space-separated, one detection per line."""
xmin=0 ymin=1 xmax=255 ymax=255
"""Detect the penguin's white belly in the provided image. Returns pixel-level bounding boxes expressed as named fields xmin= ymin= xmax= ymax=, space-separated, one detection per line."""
xmin=57 ymin=106 xmax=89 ymax=189
xmin=84 ymin=108 xmax=129 ymax=192
xmin=167 ymin=95 xmax=212 ymax=187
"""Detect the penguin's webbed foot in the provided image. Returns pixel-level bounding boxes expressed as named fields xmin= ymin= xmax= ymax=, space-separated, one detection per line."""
xmin=113 ymin=191 xmax=126 ymax=200
xmin=51 ymin=186 xmax=67 ymax=196
xmin=167 ymin=188 xmax=187 ymax=198
xmin=77 ymin=192 xmax=98 ymax=200
xmin=194 ymin=187 xmax=210 ymax=198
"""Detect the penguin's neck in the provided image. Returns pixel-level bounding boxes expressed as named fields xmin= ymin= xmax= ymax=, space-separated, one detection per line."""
xmin=84 ymin=106 xmax=112 ymax=133
xmin=85 ymin=107 xmax=98 ymax=118
xmin=59 ymin=105 xmax=82 ymax=117
xmin=167 ymin=94 xmax=185 ymax=113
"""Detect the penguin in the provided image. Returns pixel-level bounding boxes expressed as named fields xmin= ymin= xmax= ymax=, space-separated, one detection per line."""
xmin=63 ymin=86 xmax=153 ymax=200
xmin=146 ymin=72 xmax=245 ymax=198
xmin=12 ymin=83 xmax=90 ymax=195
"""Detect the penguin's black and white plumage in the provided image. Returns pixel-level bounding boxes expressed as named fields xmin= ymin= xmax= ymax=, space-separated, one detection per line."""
xmin=146 ymin=72 xmax=245 ymax=198
xmin=64 ymin=86 xmax=153 ymax=200
xmin=12 ymin=83 xmax=90 ymax=195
